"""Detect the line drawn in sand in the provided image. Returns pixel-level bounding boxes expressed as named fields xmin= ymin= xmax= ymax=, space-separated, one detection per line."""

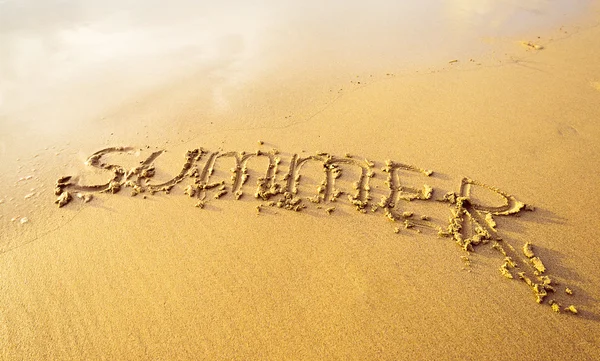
xmin=54 ymin=146 xmax=580 ymax=315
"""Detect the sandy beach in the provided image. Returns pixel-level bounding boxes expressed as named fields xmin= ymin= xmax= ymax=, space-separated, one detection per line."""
xmin=2 ymin=1 xmax=600 ymax=359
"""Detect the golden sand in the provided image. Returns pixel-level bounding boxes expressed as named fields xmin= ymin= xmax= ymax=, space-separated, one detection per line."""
xmin=2 ymin=1 xmax=600 ymax=359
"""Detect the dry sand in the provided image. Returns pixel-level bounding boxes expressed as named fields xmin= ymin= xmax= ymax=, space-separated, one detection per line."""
xmin=2 ymin=1 xmax=600 ymax=360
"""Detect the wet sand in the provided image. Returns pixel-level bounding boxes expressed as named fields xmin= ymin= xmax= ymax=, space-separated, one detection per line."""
xmin=2 ymin=1 xmax=600 ymax=360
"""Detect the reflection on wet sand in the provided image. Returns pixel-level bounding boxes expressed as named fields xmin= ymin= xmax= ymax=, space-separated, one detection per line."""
xmin=0 ymin=0 xmax=591 ymax=123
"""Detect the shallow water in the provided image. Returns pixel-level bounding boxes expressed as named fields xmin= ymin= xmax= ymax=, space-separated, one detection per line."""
xmin=0 ymin=0 xmax=592 ymax=119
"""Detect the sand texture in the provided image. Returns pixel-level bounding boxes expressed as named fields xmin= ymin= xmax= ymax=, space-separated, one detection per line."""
xmin=2 ymin=1 xmax=600 ymax=360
